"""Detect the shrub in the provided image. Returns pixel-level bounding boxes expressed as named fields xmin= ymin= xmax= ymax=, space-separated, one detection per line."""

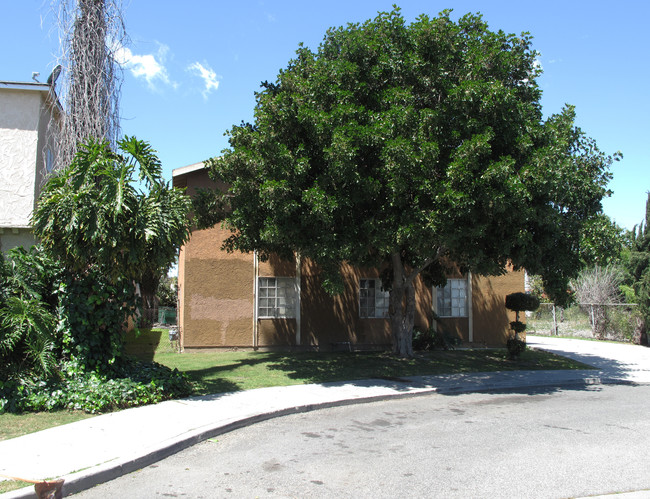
xmin=505 ymin=292 xmax=539 ymax=358
xmin=505 ymin=292 xmax=541 ymax=314
xmin=412 ymin=326 xmax=460 ymax=351
xmin=0 ymin=358 xmax=192 ymax=414
xmin=506 ymin=338 xmax=527 ymax=359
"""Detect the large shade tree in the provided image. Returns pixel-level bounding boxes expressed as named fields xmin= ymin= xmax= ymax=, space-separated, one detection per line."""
xmin=207 ymin=9 xmax=616 ymax=357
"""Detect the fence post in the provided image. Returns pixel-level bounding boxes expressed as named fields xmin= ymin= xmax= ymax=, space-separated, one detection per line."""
xmin=552 ymin=304 xmax=558 ymax=335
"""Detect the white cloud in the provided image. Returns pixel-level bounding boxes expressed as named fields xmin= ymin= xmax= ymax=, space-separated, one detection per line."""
xmin=187 ymin=61 xmax=220 ymax=99
xmin=114 ymin=42 xmax=176 ymax=90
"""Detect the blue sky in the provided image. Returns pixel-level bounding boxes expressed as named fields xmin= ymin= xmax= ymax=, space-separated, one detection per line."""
xmin=2 ymin=1 xmax=648 ymax=230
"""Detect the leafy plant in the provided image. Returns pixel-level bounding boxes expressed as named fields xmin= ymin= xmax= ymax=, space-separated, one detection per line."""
xmin=412 ymin=326 xmax=461 ymax=351
xmin=0 ymin=359 xmax=192 ymax=414
xmin=33 ymin=137 xmax=191 ymax=370
xmin=0 ymin=297 xmax=57 ymax=378
xmin=0 ymin=246 xmax=63 ymax=380
xmin=506 ymin=338 xmax=527 ymax=359
xmin=208 ymin=7 xmax=617 ymax=357
xmin=505 ymin=292 xmax=539 ymax=358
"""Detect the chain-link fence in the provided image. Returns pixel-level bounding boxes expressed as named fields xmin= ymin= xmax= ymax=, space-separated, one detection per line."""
xmin=527 ymin=303 xmax=642 ymax=342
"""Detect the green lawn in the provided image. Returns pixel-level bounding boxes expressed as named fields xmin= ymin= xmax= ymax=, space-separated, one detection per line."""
xmin=0 ymin=330 xmax=590 ymax=452
xmin=149 ymin=345 xmax=590 ymax=395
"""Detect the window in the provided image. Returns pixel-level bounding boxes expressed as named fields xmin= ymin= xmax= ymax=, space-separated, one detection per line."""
xmin=437 ymin=279 xmax=468 ymax=317
xmin=258 ymin=277 xmax=296 ymax=318
xmin=359 ymin=279 xmax=389 ymax=318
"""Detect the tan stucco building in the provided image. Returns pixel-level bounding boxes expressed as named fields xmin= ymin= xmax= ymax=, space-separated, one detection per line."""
xmin=0 ymin=81 xmax=60 ymax=254
xmin=173 ymin=163 xmax=524 ymax=350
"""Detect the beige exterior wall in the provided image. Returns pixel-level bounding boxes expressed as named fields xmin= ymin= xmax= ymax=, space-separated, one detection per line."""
xmin=0 ymin=88 xmax=42 ymax=228
xmin=179 ymin=225 xmax=255 ymax=348
xmin=0 ymin=228 xmax=37 ymax=255
xmin=175 ymin=167 xmax=525 ymax=350
xmin=0 ymin=83 xmax=60 ymax=254
xmin=471 ymin=268 xmax=525 ymax=345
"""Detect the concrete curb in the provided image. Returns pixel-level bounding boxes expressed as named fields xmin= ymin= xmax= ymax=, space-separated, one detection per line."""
xmin=1 ymin=372 xmax=610 ymax=499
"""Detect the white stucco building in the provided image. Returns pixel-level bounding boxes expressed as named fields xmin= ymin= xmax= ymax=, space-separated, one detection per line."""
xmin=0 ymin=81 xmax=61 ymax=253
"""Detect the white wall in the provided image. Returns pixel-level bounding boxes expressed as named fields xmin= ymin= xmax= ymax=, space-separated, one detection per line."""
xmin=0 ymin=89 xmax=41 ymax=228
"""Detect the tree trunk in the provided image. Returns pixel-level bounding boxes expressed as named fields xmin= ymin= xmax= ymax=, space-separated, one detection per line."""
xmin=139 ymin=272 xmax=160 ymax=327
xmin=389 ymin=253 xmax=415 ymax=358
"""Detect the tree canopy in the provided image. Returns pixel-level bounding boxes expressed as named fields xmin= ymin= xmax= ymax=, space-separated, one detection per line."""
xmin=207 ymin=8 xmax=617 ymax=356
xmin=34 ymin=136 xmax=191 ymax=287
xmin=627 ymin=193 xmax=650 ymax=325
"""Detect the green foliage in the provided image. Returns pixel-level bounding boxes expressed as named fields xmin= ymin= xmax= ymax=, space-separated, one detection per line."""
xmin=506 ymin=292 xmax=537 ymax=340
xmin=412 ymin=326 xmax=461 ymax=351
xmin=0 ymin=358 xmax=192 ymax=414
xmin=207 ymin=8 xmax=616 ymax=356
xmin=505 ymin=292 xmax=540 ymax=313
xmin=506 ymin=338 xmax=527 ymax=359
xmin=579 ymin=214 xmax=624 ymax=266
xmin=191 ymin=187 xmax=228 ymax=230
xmin=32 ymin=136 xmax=191 ymax=370
xmin=33 ymin=136 xmax=191 ymax=288
xmin=626 ymin=193 xmax=650 ymax=324
xmin=0 ymin=138 xmax=197 ymax=414
xmin=0 ymin=297 xmax=57 ymax=378
xmin=0 ymin=246 xmax=63 ymax=380
xmin=509 ymin=321 xmax=527 ymax=334
xmin=156 ymin=275 xmax=178 ymax=308
xmin=58 ymin=270 xmax=137 ymax=372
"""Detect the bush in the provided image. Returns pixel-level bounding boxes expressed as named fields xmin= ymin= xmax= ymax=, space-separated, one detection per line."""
xmin=505 ymin=292 xmax=540 ymax=342
xmin=505 ymin=292 xmax=541 ymax=314
xmin=412 ymin=327 xmax=460 ymax=351
xmin=506 ymin=338 xmax=526 ymax=359
xmin=0 ymin=357 xmax=192 ymax=414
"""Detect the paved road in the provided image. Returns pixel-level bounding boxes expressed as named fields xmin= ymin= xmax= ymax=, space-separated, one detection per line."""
xmin=73 ymin=383 xmax=650 ymax=499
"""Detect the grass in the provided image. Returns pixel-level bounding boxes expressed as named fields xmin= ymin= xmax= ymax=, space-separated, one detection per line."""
xmin=148 ymin=346 xmax=591 ymax=396
xmin=0 ymin=479 xmax=31 ymax=495
xmin=0 ymin=410 xmax=94 ymax=442
xmin=0 ymin=410 xmax=95 ymax=494
xmin=0 ymin=328 xmax=590 ymax=449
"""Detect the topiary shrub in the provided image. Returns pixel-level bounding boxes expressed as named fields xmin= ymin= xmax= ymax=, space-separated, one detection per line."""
xmin=505 ymin=292 xmax=541 ymax=316
xmin=505 ymin=292 xmax=540 ymax=359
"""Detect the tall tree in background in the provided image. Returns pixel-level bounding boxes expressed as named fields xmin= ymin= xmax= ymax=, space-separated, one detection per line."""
xmin=51 ymin=0 xmax=125 ymax=169
xmin=209 ymin=9 xmax=616 ymax=357
xmin=628 ymin=193 xmax=650 ymax=331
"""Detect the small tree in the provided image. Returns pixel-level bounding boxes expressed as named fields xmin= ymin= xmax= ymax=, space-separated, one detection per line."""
xmin=208 ymin=8 xmax=616 ymax=357
xmin=505 ymin=292 xmax=539 ymax=358
xmin=33 ymin=137 xmax=191 ymax=370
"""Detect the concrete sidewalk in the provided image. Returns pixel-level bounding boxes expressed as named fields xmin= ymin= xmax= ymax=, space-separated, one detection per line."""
xmin=1 ymin=336 xmax=647 ymax=498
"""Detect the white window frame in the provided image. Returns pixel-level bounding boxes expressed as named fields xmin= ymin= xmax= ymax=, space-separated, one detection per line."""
xmin=257 ymin=277 xmax=296 ymax=319
xmin=436 ymin=278 xmax=468 ymax=318
xmin=359 ymin=278 xmax=389 ymax=318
